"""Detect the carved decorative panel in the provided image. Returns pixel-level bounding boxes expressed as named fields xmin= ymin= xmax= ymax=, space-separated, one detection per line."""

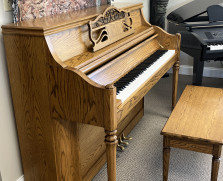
xmin=89 ymin=7 xmax=134 ymax=52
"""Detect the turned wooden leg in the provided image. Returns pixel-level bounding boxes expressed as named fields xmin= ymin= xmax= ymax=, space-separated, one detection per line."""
xmin=163 ymin=136 xmax=170 ymax=181
xmin=211 ymin=145 xmax=222 ymax=181
xmin=105 ymin=130 xmax=118 ymax=181
xmin=172 ymin=60 xmax=180 ymax=110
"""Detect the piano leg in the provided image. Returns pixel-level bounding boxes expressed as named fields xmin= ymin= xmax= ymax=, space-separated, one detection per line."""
xmin=193 ymin=59 xmax=204 ymax=86
xmin=105 ymin=130 xmax=118 ymax=181
xmin=172 ymin=60 xmax=180 ymax=109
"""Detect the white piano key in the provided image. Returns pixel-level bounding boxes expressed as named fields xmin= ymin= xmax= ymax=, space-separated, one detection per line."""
xmin=208 ymin=45 xmax=223 ymax=51
xmin=116 ymin=50 xmax=175 ymax=103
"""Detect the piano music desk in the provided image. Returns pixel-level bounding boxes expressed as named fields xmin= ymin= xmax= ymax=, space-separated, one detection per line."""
xmin=161 ymin=85 xmax=223 ymax=181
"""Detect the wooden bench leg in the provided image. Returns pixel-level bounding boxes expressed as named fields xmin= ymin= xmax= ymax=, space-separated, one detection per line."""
xmin=211 ymin=145 xmax=222 ymax=181
xmin=163 ymin=136 xmax=170 ymax=181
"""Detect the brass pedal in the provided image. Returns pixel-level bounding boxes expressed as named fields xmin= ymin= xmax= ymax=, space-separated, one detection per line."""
xmin=117 ymin=143 xmax=125 ymax=151
xmin=118 ymin=137 xmax=129 ymax=146
xmin=122 ymin=133 xmax=132 ymax=141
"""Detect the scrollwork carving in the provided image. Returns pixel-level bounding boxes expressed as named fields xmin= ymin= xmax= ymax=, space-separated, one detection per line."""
xmin=94 ymin=9 xmax=126 ymax=27
xmin=89 ymin=7 xmax=134 ymax=52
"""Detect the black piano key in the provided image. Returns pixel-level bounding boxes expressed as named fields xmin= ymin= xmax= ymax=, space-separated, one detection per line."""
xmin=115 ymin=50 xmax=167 ymax=94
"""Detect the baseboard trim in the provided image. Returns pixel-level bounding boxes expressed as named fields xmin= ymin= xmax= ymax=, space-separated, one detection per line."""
xmin=169 ymin=65 xmax=223 ymax=78
xmin=17 ymin=175 xmax=24 ymax=181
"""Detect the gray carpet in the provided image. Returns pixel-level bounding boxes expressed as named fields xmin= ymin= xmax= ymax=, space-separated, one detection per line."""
xmin=93 ymin=74 xmax=223 ymax=181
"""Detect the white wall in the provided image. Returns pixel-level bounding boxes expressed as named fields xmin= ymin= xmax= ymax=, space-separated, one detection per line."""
xmin=0 ymin=1 xmax=23 ymax=181
xmin=113 ymin=0 xmax=149 ymax=21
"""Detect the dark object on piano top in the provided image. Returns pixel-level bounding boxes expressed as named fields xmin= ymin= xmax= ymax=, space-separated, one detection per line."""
xmin=208 ymin=3 xmax=223 ymax=22
xmin=167 ymin=0 xmax=223 ymax=86
xmin=150 ymin=0 xmax=169 ymax=29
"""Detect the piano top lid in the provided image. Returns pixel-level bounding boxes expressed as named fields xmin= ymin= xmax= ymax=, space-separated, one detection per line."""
xmin=1 ymin=3 xmax=143 ymax=35
xmin=167 ymin=0 xmax=223 ymax=24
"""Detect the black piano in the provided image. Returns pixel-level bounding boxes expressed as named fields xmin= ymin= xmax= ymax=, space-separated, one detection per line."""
xmin=167 ymin=0 xmax=223 ymax=85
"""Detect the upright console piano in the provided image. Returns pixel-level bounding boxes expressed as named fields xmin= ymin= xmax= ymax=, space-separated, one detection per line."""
xmin=2 ymin=3 xmax=180 ymax=181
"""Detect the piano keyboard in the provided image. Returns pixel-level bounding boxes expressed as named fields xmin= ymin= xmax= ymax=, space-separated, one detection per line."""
xmin=115 ymin=50 xmax=175 ymax=102
xmin=207 ymin=43 xmax=223 ymax=51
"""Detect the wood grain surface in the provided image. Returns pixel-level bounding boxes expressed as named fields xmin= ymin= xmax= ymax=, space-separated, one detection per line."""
xmin=2 ymin=2 xmax=181 ymax=181
xmin=80 ymin=99 xmax=143 ymax=180
xmin=89 ymin=7 xmax=135 ymax=51
xmin=211 ymin=145 xmax=222 ymax=181
xmin=2 ymin=3 xmax=143 ymax=36
xmin=3 ymin=34 xmax=58 ymax=181
xmin=162 ymin=85 xmax=223 ymax=144
xmin=88 ymin=36 xmax=159 ymax=85
xmin=163 ymin=137 xmax=170 ymax=181
xmin=162 ymin=86 xmax=223 ymax=181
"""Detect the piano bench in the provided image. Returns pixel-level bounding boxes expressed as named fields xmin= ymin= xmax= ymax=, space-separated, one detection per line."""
xmin=161 ymin=85 xmax=223 ymax=181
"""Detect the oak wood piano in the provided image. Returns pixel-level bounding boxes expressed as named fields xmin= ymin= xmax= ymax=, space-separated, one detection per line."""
xmin=2 ymin=3 xmax=181 ymax=181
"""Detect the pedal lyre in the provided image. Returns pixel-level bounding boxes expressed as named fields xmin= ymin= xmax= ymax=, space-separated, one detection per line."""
xmin=122 ymin=133 xmax=132 ymax=141
xmin=117 ymin=143 xmax=125 ymax=151
xmin=118 ymin=137 xmax=129 ymax=145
